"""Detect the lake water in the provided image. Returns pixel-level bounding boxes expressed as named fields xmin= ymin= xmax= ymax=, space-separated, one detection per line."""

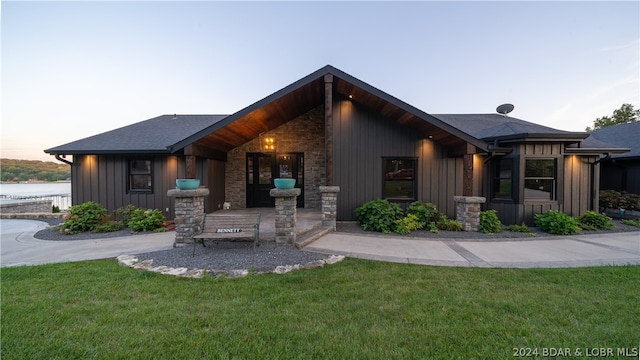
xmin=0 ymin=182 xmax=71 ymax=196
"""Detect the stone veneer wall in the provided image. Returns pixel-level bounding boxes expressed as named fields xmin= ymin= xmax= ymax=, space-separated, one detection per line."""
xmin=225 ymin=106 xmax=326 ymax=209
xmin=0 ymin=200 xmax=52 ymax=213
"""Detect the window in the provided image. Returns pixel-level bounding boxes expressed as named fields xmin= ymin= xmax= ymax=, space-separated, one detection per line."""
xmin=493 ymin=158 xmax=513 ymax=200
xmin=128 ymin=159 xmax=152 ymax=193
xmin=524 ymin=159 xmax=556 ymax=200
xmin=383 ymin=158 xmax=416 ymax=199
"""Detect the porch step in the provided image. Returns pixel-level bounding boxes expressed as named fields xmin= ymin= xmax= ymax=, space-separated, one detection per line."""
xmin=294 ymin=224 xmax=334 ymax=249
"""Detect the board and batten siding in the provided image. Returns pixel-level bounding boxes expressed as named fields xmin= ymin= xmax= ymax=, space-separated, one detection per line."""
xmin=71 ymin=154 xmax=220 ymax=219
xmin=487 ymin=143 xmax=599 ymax=225
xmin=332 ymin=99 xmax=477 ymax=221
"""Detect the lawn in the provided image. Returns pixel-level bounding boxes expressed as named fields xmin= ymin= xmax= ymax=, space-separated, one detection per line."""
xmin=2 ymin=259 xmax=639 ymax=359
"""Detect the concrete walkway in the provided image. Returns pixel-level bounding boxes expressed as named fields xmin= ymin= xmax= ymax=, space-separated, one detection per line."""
xmin=304 ymin=231 xmax=640 ymax=268
xmin=2 ymin=218 xmax=639 ymax=268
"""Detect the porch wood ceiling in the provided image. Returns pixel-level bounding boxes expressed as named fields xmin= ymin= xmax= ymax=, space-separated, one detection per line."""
xmin=192 ymin=68 xmax=483 ymax=155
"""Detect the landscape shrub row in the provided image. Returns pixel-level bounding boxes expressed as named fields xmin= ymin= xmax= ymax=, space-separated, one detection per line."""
xmin=355 ymin=200 xmax=629 ymax=236
xmin=355 ymin=200 xmax=462 ymax=235
xmin=599 ymin=190 xmax=640 ymax=211
xmin=57 ymin=201 xmax=167 ymax=234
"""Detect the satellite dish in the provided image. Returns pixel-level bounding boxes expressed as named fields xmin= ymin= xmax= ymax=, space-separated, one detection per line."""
xmin=496 ymin=104 xmax=514 ymax=116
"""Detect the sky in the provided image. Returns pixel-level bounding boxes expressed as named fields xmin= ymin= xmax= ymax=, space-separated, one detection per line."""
xmin=2 ymin=1 xmax=639 ymax=162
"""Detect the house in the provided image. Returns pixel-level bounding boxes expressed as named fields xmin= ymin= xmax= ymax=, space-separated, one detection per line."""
xmin=45 ymin=65 xmax=628 ymax=225
xmin=587 ymin=121 xmax=639 ymax=195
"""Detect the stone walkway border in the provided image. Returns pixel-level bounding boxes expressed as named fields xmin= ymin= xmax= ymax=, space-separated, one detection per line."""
xmin=116 ymin=254 xmax=346 ymax=279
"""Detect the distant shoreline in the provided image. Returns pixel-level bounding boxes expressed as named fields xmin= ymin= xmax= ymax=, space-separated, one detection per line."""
xmin=0 ymin=180 xmax=71 ymax=184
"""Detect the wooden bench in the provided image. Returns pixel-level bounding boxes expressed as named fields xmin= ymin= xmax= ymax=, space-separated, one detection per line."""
xmin=192 ymin=213 xmax=261 ymax=256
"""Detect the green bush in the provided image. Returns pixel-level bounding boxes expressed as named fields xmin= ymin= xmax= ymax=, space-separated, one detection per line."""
xmin=407 ymin=201 xmax=446 ymax=225
xmin=128 ymin=208 xmax=167 ymax=232
xmin=355 ymin=199 xmax=404 ymax=234
xmin=577 ymin=211 xmax=613 ymax=231
xmin=600 ymin=190 xmax=640 ymax=211
xmin=478 ymin=210 xmax=502 ymax=234
xmin=59 ymin=201 xmax=108 ymax=234
xmin=395 ymin=214 xmax=426 ymax=235
xmin=622 ymin=219 xmax=640 ymax=228
xmin=114 ymin=204 xmax=139 ymax=225
xmin=508 ymin=223 xmax=530 ymax=233
xmin=52 ymin=205 xmax=61 ymax=213
xmin=534 ymin=210 xmax=581 ymax=235
xmin=94 ymin=221 xmax=125 ymax=233
xmin=436 ymin=218 xmax=463 ymax=231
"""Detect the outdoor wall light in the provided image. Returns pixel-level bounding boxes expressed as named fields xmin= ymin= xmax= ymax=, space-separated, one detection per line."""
xmin=261 ymin=135 xmax=275 ymax=152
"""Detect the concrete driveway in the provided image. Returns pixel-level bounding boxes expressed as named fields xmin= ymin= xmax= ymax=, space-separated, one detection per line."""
xmin=1 ymin=219 xmax=174 ymax=267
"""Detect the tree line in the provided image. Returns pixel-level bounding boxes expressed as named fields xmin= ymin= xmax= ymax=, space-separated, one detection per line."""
xmin=0 ymin=159 xmax=71 ymax=182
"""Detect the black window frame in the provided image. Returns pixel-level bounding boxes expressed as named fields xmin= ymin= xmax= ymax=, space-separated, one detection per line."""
xmin=382 ymin=157 xmax=417 ymax=201
xmin=492 ymin=157 xmax=514 ymax=201
xmin=127 ymin=158 xmax=153 ymax=194
xmin=523 ymin=158 xmax=557 ymax=201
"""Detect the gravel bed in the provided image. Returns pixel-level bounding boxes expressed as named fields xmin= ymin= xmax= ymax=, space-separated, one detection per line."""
xmin=28 ymin=218 xmax=333 ymax=272
xmin=136 ymin=242 xmax=333 ymax=273
xmin=32 ymin=219 xmax=150 ymax=241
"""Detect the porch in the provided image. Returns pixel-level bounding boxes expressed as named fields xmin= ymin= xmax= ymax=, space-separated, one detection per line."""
xmin=207 ymin=208 xmax=328 ymax=247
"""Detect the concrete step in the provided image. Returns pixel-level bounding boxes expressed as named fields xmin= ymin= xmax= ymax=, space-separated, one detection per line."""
xmin=294 ymin=224 xmax=334 ymax=249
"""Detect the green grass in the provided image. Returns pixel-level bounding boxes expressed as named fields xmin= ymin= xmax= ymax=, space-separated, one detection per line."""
xmin=2 ymin=260 xmax=639 ymax=359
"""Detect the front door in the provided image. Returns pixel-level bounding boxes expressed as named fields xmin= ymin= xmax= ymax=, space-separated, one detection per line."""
xmin=246 ymin=153 xmax=304 ymax=208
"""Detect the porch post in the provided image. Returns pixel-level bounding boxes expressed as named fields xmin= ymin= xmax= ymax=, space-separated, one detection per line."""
xmin=454 ymin=196 xmax=485 ymax=232
xmin=185 ymin=155 xmax=196 ymax=179
xmin=270 ymin=188 xmax=301 ymax=244
xmin=167 ymin=188 xmax=210 ymax=246
xmin=319 ymin=186 xmax=340 ymax=230
xmin=324 ymin=74 xmax=334 ymax=186
xmin=463 ymin=144 xmax=475 ymax=196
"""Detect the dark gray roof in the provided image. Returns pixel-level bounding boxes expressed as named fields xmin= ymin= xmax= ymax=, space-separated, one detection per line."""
xmin=588 ymin=121 xmax=640 ymax=159
xmin=45 ymin=115 xmax=228 ymax=155
xmin=431 ymin=114 xmax=586 ymax=140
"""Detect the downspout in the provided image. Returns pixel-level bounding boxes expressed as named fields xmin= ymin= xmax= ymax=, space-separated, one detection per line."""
xmin=55 ymin=154 xmax=73 ymax=165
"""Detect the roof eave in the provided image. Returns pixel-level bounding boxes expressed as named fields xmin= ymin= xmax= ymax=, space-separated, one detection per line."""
xmin=44 ymin=149 xmax=173 ymax=156
xmin=483 ymin=132 xmax=590 ymax=144
xmin=565 ymin=147 xmax=631 ymax=155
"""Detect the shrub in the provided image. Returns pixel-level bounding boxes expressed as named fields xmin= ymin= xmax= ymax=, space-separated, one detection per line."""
xmin=534 ymin=210 xmax=581 ymax=235
xmin=355 ymin=199 xmax=404 ymax=234
xmin=478 ymin=210 xmax=502 ymax=234
xmin=600 ymin=190 xmax=640 ymax=211
xmin=436 ymin=218 xmax=463 ymax=231
xmin=577 ymin=211 xmax=613 ymax=231
xmin=52 ymin=205 xmax=61 ymax=213
xmin=114 ymin=204 xmax=139 ymax=225
xmin=395 ymin=214 xmax=425 ymax=235
xmin=128 ymin=208 xmax=167 ymax=232
xmin=622 ymin=219 xmax=640 ymax=228
xmin=407 ymin=201 xmax=446 ymax=225
xmin=94 ymin=221 xmax=125 ymax=233
xmin=59 ymin=201 xmax=108 ymax=234
xmin=508 ymin=223 xmax=530 ymax=233
xmin=508 ymin=223 xmax=536 ymax=236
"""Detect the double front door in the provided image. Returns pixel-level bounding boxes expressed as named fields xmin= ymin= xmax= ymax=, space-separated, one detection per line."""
xmin=246 ymin=153 xmax=303 ymax=208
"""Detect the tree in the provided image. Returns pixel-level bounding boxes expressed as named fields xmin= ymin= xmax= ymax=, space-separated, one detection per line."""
xmin=586 ymin=103 xmax=639 ymax=132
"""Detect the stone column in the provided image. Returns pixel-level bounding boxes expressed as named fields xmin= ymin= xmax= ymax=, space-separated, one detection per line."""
xmin=454 ymin=196 xmax=486 ymax=232
xmin=269 ymin=188 xmax=301 ymax=244
xmin=319 ymin=186 xmax=340 ymax=230
xmin=167 ymin=188 xmax=210 ymax=246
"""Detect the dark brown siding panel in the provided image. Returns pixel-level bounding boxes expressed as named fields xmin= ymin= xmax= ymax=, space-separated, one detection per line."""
xmin=333 ymin=99 xmax=420 ymax=220
xmin=206 ymin=159 xmax=225 ymax=212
